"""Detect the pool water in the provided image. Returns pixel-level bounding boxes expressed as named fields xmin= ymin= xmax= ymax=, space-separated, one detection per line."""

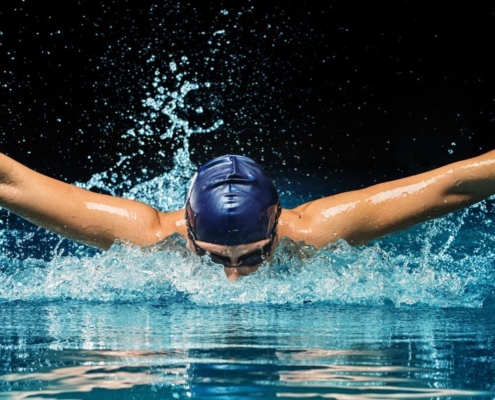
xmin=1 ymin=300 xmax=495 ymax=398
xmin=1 ymin=172 xmax=495 ymax=398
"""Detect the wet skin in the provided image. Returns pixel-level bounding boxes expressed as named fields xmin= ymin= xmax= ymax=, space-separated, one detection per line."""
xmin=186 ymin=236 xmax=278 ymax=280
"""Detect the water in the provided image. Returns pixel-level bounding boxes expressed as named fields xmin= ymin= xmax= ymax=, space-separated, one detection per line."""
xmin=2 ymin=184 xmax=495 ymax=398
xmin=2 ymin=4 xmax=495 ymax=398
xmin=1 ymin=303 xmax=495 ymax=398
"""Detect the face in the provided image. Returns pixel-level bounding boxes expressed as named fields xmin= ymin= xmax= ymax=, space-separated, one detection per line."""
xmin=187 ymin=236 xmax=278 ymax=280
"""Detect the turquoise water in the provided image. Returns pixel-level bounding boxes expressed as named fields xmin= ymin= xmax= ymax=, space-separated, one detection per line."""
xmin=1 ymin=297 xmax=495 ymax=398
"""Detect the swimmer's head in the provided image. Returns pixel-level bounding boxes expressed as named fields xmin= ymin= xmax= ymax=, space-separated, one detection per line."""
xmin=185 ymin=155 xmax=281 ymax=245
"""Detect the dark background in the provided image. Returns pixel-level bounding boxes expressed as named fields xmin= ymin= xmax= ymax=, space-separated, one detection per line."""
xmin=1 ymin=0 xmax=494 ymax=184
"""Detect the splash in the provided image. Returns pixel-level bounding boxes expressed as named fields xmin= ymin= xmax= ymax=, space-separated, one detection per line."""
xmin=78 ymin=58 xmax=223 ymax=211
xmin=2 ymin=205 xmax=495 ymax=307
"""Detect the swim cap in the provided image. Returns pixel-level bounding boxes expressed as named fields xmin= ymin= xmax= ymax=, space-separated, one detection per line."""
xmin=185 ymin=155 xmax=281 ymax=245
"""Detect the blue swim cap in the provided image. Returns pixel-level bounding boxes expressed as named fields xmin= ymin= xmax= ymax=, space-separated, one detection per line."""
xmin=185 ymin=155 xmax=281 ymax=245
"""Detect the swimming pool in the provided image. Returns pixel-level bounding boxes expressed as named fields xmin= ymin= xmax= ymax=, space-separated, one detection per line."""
xmin=1 ymin=300 xmax=495 ymax=398
xmin=1 ymin=167 xmax=495 ymax=398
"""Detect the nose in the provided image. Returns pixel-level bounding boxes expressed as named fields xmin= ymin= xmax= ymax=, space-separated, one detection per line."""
xmin=223 ymin=266 xmax=260 ymax=280
xmin=225 ymin=268 xmax=241 ymax=281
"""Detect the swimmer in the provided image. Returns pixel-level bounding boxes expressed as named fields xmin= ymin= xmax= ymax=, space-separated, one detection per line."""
xmin=1 ymin=150 xmax=495 ymax=280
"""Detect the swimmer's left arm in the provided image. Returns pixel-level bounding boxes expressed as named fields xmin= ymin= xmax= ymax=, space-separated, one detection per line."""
xmin=281 ymin=149 xmax=495 ymax=247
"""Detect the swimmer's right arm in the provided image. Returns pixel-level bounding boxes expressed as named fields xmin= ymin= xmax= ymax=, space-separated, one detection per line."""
xmin=0 ymin=153 xmax=186 ymax=249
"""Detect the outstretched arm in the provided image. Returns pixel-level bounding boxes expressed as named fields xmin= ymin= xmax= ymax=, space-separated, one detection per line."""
xmin=0 ymin=153 xmax=185 ymax=249
xmin=280 ymin=149 xmax=495 ymax=247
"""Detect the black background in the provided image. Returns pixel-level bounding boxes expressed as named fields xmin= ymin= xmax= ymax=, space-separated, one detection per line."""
xmin=1 ymin=1 xmax=494 ymax=184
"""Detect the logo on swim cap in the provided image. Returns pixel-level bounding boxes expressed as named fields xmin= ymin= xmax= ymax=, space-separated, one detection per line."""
xmin=185 ymin=155 xmax=281 ymax=245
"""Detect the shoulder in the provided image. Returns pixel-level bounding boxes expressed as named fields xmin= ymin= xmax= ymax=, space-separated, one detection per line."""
xmin=277 ymin=203 xmax=348 ymax=246
xmin=157 ymin=209 xmax=188 ymax=241
xmin=276 ymin=190 xmax=377 ymax=247
xmin=277 ymin=208 xmax=302 ymax=240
